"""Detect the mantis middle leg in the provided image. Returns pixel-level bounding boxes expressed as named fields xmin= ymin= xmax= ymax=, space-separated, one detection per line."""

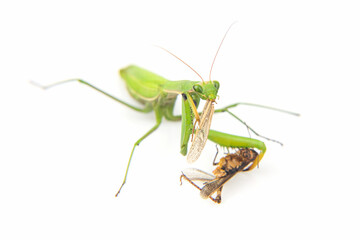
xmin=214 ymin=102 xmax=299 ymax=145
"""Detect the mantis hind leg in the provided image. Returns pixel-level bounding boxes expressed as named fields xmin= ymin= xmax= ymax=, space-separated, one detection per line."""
xmin=31 ymin=79 xmax=153 ymax=113
xmin=115 ymin=107 xmax=163 ymax=197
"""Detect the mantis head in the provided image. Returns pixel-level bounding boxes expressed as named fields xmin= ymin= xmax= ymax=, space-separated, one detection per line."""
xmin=193 ymin=81 xmax=220 ymax=101
xmin=158 ymin=23 xmax=235 ymax=103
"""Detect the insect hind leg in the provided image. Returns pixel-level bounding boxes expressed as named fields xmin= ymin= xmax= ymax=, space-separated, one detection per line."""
xmin=31 ymin=79 xmax=153 ymax=113
xmin=115 ymin=108 xmax=163 ymax=197
xmin=180 ymin=172 xmax=219 ymax=204
xmin=213 ymin=186 xmax=223 ymax=204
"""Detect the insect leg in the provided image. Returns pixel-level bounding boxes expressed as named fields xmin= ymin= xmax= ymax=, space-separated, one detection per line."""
xmin=164 ymin=93 xmax=200 ymax=122
xmin=180 ymin=173 xmax=202 ymax=191
xmin=213 ymin=145 xmax=219 ymax=166
xmin=215 ymin=102 xmax=300 ymax=116
xmin=214 ymin=102 xmax=299 ymax=145
xmin=213 ymin=186 xmax=223 ymax=204
xmin=31 ymin=79 xmax=153 ymax=113
xmin=224 ymin=109 xmax=283 ymax=146
xmin=180 ymin=93 xmax=201 ymax=156
xmin=213 ymin=107 xmax=283 ymax=145
xmin=180 ymin=172 xmax=218 ymax=203
xmin=184 ymin=92 xmax=200 ymax=130
xmin=115 ymin=108 xmax=163 ymax=196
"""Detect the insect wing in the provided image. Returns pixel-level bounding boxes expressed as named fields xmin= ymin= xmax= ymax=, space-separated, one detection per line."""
xmin=200 ymin=156 xmax=257 ymax=199
xmin=187 ymin=100 xmax=215 ymax=163
xmin=182 ymin=168 xmax=216 ymax=182
xmin=199 ymin=174 xmax=234 ymax=199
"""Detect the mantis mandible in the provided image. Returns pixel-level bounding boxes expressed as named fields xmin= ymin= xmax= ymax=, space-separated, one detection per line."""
xmin=32 ymin=24 xmax=299 ymax=197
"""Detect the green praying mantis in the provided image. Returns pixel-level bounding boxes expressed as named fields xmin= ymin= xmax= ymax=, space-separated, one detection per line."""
xmin=32 ymin=25 xmax=299 ymax=197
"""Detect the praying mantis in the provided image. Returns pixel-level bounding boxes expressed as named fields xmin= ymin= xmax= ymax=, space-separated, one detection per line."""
xmin=32 ymin=24 xmax=299 ymax=197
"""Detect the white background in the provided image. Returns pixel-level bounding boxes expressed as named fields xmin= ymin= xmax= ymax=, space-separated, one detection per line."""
xmin=1 ymin=0 xmax=359 ymax=239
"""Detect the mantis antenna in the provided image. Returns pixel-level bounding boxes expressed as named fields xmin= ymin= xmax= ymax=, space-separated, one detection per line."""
xmin=155 ymin=45 xmax=205 ymax=83
xmin=209 ymin=22 xmax=237 ymax=82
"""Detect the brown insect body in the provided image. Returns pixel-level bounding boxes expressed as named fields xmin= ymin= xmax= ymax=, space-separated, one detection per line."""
xmin=212 ymin=148 xmax=258 ymax=177
xmin=181 ymin=148 xmax=259 ymax=204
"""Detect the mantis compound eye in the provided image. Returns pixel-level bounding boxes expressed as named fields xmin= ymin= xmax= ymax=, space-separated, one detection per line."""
xmin=193 ymin=84 xmax=203 ymax=93
xmin=212 ymin=81 xmax=220 ymax=90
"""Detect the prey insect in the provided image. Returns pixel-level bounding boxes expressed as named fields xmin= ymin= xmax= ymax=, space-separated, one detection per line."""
xmin=181 ymin=147 xmax=259 ymax=204
xmin=32 ymin=24 xmax=298 ymax=197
